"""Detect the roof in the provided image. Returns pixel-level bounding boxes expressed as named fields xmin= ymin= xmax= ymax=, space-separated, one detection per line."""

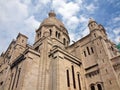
xmin=39 ymin=11 xmax=68 ymax=33
xmin=88 ymin=18 xmax=96 ymax=25
xmin=17 ymin=33 xmax=28 ymax=39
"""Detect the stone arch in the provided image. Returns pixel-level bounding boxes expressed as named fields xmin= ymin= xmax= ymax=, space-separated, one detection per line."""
xmin=77 ymin=72 xmax=81 ymax=90
xmin=56 ymin=31 xmax=58 ymax=37
xmin=90 ymin=84 xmax=95 ymax=90
xmin=97 ymin=84 xmax=102 ymax=90
xmin=65 ymin=67 xmax=70 ymax=71
xmin=65 ymin=67 xmax=71 ymax=88
xmin=63 ymin=38 xmax=66 ymax=45
xmin=58 ymin=33 xmax=60 ymax=39
xmin=91 ymin=85 xmax=95 ymax=90
xmin=49 ymin=29 xmax=52 ymax=36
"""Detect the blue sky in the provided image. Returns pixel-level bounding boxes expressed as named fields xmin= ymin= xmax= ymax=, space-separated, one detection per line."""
xmin=0 ymin=0 xmax=120 ymax=54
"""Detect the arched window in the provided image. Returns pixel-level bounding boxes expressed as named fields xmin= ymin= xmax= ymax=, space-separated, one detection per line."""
xmin=63 ymin=38 xmax=66 ymax=45
xmin=37 ymin=33 xmax=39 ymax=38
xmin=49 ymin=29 xmax=52 ymax=36
xmin=22 ymin=40 xmax=24 ymax=43
xmin=94 ymin=33 xmax=96 ymax=37
xmin=72 ymin=65 xmax=76 ymax=89
xmin=77 ymin=73 xmax=81 ymax=90
xmin=66 ymin=70 xmax=70 ymax=87
xmin=11 ymin=67 xmax=18 ymax=90
xmin=87 ymin=47 xmax=90 ymax=55
xmin=0 ymin=81 xmax=3 ymax=85
xmin=56 ymin=31 xmax=58 ymax=37
xmin=84 ymin=51 xmax=86 ymax=57
xmin=91 ymin=85 xmax=95 ymax=90
xmin=91 ymin=47 xmax=94 ymax=53
xmin=97 ymin=84 xmax=102 ymax=90
xmin=91 ymin=24 xmax=93 ymax=27
xmin=8 ymin=73 xmax=13 ymax=90
xmin=58 ymin=33 xmax=60 ymax=39
xmin=40 ymin=31 xmax=41 ymax=37
xmin=16 ymin=68 xmax=21 ymax=88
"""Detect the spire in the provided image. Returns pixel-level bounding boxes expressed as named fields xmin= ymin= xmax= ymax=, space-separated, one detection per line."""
xmin=48 ymin=10 xmax=56 ymax=17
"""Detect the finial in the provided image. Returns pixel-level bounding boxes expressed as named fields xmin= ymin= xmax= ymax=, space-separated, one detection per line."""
xmin=49 ymin=10 xmax=56 ymax=17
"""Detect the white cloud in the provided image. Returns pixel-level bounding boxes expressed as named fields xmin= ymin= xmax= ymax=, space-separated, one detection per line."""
xmin=52 ymin=0 xmax=83 ymax=43
xmin=79 ymin=15 xmax=88 ymax=23
xmin=58 ymin=2 xmax=80 ymax=19
xmin=107 ymin=15 xmax=120 ymax=44
xmin=0 ymin=0 xmax=40 ymax=53
xmin=113 ymin=28 xmax=120 ymax=35
xmin=38 ymin=0 xmax=50 ymax=5
xmin=86 ymin=3 xmax=98 ymax=13
xmin=52 ymin=0 xmax=80 ymax=19
xmin=75 ymin=0 xmax=83 ymax=4
xmin=81 ymin=27 xmax=89 ymax=37
xmin=52 ymin=0 xmax=65 ymax=9
xmin=0 ymin=0 xmax=28 ymax=23
xmin=69 ymin=33 xmax=76 ymax=41
xmin=23 ymin=16 xmax=40 ymax=44
xmin=52 ymin=0 xmax=94 ymax=44
xmin=0 ymin=0 xmax=29 ymax=40
xmin=20 ymin=0 xmax=31 ymax=5
xmin=25 ymin=16 xmax=40 ymax=29
xmin=115 ymin=36 xmax=120 ymax=44
xmin=66 ymin=16 xmax=80 ymax=30
xmin=113 ymin=16 xmax=120 ymax=22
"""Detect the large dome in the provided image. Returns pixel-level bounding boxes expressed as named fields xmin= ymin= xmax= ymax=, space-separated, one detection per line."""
xmin=40 ymin=11 xmax=68 ymax=33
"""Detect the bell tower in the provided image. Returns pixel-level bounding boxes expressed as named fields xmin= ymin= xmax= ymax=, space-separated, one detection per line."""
xmin=32 ymin=11 xmax=70 ymax=90
xmin=88 ymin=18 xmax=99 ymax=32
xmin=88 ymin=18 xmax=107 ymax=40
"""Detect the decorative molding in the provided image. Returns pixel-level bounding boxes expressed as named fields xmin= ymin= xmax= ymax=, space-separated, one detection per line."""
xmin=85 ymin=64 xmax=98 ymax=71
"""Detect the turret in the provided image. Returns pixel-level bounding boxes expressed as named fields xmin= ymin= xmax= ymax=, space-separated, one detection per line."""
xmin=88 ymin=18 xmax=99 ymax=32
xmin=10 ymin=33 xmax=28 ymax=62
xmin=16 ymin=33 xmax=28 ymax=47
xmin=88 ymin=18 xmax=107 ymax=39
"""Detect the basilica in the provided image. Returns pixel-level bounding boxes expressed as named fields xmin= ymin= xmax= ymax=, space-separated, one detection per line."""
xmin=0 ymin=11 xmax=120 ymax=90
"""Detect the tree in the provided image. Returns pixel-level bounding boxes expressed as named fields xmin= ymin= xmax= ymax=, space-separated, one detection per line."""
xmin=116 ymin=43 xmax=120 ymax=51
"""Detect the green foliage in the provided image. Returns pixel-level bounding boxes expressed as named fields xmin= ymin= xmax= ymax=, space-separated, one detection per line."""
xmin=116 ymin=43 xmax=120 ymax=51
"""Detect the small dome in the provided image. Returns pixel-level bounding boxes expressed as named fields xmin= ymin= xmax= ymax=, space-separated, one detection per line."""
xmin=88 ymin=18 xmax=95 ymax=24
xmin=40 ymin=11 xmax=68 ymax=33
